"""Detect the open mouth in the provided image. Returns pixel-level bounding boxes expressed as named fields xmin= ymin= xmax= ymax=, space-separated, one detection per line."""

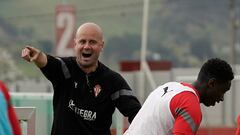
xmin=82 ymin=53 xmax=92 ymax=58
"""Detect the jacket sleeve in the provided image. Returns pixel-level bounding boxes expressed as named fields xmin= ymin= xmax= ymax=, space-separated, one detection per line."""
xmin=40 ymin=55 xmax=66 ymax=85
xmin=171 ymin=91 xmax=201 ymax=135
xmin=115 ymin=94 xmax=141 ymax=123
xmin=111 ymin=74 xmax=141 ymax=123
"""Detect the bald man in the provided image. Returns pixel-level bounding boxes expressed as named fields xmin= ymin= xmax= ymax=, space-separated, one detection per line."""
xmin=21 ymin=22 xmax=141 ymax=135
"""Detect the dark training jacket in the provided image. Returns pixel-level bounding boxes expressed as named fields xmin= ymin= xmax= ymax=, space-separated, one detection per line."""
xmin=40 ymin=55 xmax=141 ymax=135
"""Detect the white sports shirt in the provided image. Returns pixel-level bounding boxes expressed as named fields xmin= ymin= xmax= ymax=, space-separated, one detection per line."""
xmin=124 ymin=82 xmax=200 ymax=135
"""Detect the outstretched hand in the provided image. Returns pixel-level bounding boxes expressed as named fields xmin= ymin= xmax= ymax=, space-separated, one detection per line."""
xmin=21 ymin=45 xmax=47 ymax=68
xmin=21 ymin=46 xmax=41 ymax=62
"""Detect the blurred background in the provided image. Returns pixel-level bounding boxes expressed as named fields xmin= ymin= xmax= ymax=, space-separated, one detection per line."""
xmin=0 ymin=0 xmax=240 ymax=135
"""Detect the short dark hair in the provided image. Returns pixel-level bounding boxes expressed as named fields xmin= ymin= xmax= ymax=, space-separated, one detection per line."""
xmin=197 ymin=58 xmax=234 ymax=83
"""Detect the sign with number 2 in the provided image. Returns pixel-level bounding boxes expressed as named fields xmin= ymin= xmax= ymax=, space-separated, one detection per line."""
xmin=55 ymin=4 xmax=76 ymax=56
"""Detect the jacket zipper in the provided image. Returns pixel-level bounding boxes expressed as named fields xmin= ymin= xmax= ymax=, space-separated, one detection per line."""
xmin=86 ymin=74 xmax=92 ymax=93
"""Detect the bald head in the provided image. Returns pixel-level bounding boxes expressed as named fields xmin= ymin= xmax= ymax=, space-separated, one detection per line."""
xmin=76 ymin=22 xmax=103 ymax=41
xmin=74 ymin=22 xmax=104 ymax=73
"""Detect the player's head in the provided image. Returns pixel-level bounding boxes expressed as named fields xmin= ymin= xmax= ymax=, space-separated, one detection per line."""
xmin=196 ymin=58 xmax=234 ymax=107
xmin=74 ymin=22 xmax=104 ymax=70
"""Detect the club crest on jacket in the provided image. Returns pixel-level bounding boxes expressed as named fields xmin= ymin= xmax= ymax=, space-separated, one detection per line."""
xmin=94 ymin=84 xmax=101 ymax=97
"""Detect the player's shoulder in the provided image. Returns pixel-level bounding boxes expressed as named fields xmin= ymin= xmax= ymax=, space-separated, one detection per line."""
xmin=57 ymin=56 xmax=75 ymax=62
xmin=56 ymin=56 xmax=77 ymax=68
xmin=176 ymin=91 xmax=199 ymax=102
xmin=170 ymin=91 xmax=201 ymax=118
xmin=171 ymin=90 xmax=200 ymax=110
xmin=98 ymin=62 xmax=120 ymax=76
xmin=0 ymin=81 xmax=10 ymax=101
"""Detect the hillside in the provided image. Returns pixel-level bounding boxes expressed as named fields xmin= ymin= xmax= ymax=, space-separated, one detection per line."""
xmin=0 ymin=0 xmax=238 ymax=79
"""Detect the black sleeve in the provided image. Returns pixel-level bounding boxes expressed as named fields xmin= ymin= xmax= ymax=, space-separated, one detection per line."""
xmin=40 ymin=55 xmax=66 ymax=85
xmin=112 ymin=73 xmax=141 ymax=123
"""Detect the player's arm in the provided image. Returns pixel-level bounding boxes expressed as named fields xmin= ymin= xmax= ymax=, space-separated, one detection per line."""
xmin=111 ymin=73 xmax=141 ymax=123
xmin=21 ymin=46 xmax=47 ymax=68
xmin=170 ymin=91 xmax=202 ymax=135
xmin=21 ymin=46 xmax=65 ymax=84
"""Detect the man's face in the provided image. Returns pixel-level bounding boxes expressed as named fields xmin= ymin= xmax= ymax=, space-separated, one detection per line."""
xmin=74 ymin=26 xmax=103 ymax=68
xmin=201 ymin=80 xmax=231 ymax=107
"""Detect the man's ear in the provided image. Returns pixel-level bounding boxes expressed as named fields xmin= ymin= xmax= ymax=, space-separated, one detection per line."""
xmin=101 ymin=41 xmax=104 ymax=51
xmin=208 ymin=78 xmax=217 ymax=88
xmin=73 ymin=38 xmax=77 ymax=46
